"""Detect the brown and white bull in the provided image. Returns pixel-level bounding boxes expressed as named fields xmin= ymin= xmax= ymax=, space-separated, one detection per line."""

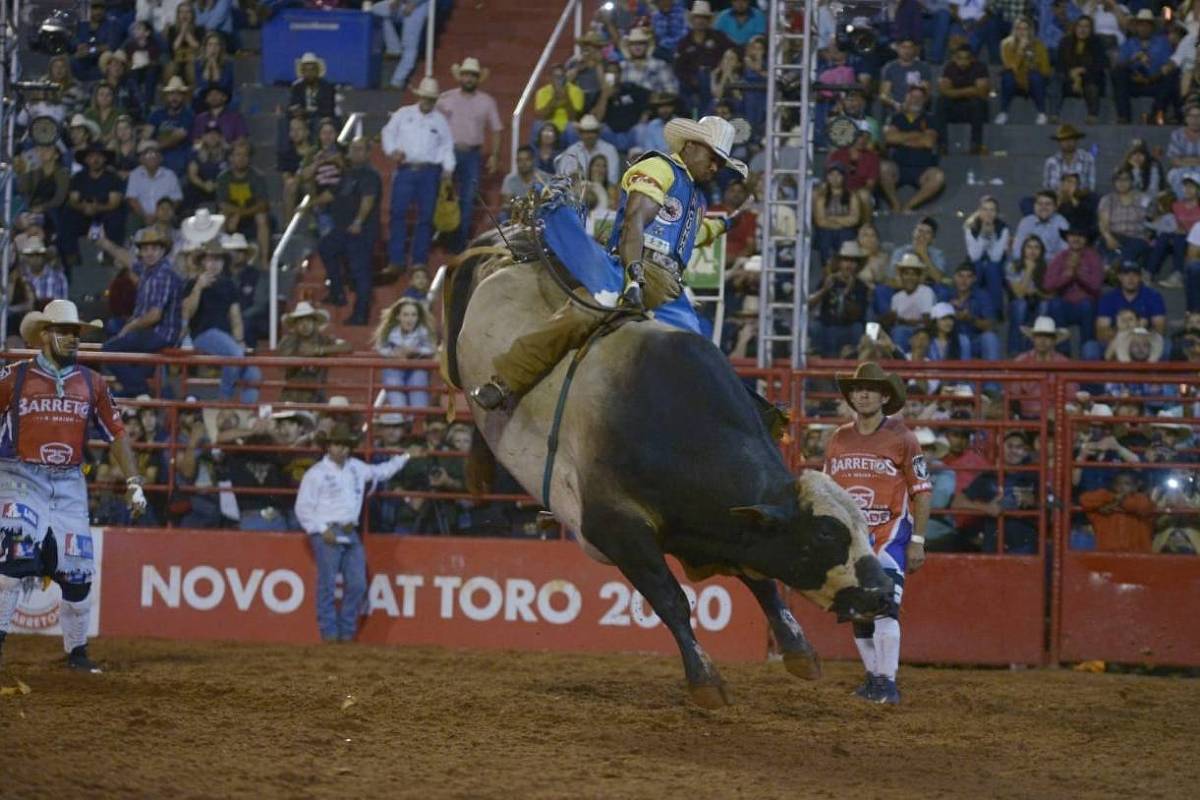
xmin=447 ymin=232 xmax=893 ymax=707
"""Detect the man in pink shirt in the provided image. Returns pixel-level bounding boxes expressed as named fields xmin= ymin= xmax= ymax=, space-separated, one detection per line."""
xmin=437 ymin=57 xmax=503 ymax=252
xmin=1012 ymin=316 xmax=1072 ymax=418
xmin=1044 ymin=226 xmax=1105 ymax=356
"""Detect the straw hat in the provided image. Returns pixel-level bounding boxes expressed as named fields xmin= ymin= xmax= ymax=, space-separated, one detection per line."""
xmin=376 ymin=413 xmax=408 ymax=427
xmin=836 ymin=362 xmax=907 ymax=415
xmin=316 ymin=420 xmax=361 ymax=447
xmin=1088 ymin=403 xmax=1114 ymax=417
xmin=19 ymin=237 xmax=48 ymax=255
xmin=579 ymin=30 xmax=607 ymax=47
xmin=98 ymin=50 xmax=128 ymax=72
xmin=295 ymin=51 xmax=327 ymax=78
xmin=182 ymin=208 xmax=227 ymax=245
xmin=272 ymin=407 xmax=316 ymax=428
xmin=19 ymin=299 xmax=103 ymax=344
xmin=451 ymin=57 xmax=490 ymax=82
xmin=1133 ymin=8 xmax=1159 ymax=26
xmin=1150 ymin=408 xmax=1192 ymax=433
xmin=837 ymin=240 xmax=866 ymax=260
xmin=690 ymin=1 xmax=714 ymax=17
xmin=282 ymin=300 xmax=331 ymax=327
xmin=68 ymin=113 xmax=102 ymax=140
xmin=663 ymin=115 xmax=748 ymax=177
xmin=130 ymin=50 xmax=151 ymax=70
xmin=133 ymin=226 xmax=170 ymax=247
xmin=914 ymin=427 xmax=950 ymax=458
xmin=162 ymin=76 xmax=191 ymax=94
xmin=1051 ymin=123 xmax=1085 ymax=141
xmin=577 ymin=113 xmax=602 ymax=132
xmin=414 ymin=77 xmax=440 ymax=99
xmin=137 ymin=138 xmax=161 ymax=155
xmin=895 ymin=251 xmax=926 ymax=274
xmin=1021 ymin=315 xmax=1071 ymax=343
xmin=1113 ymin=327 xmax=1164 ymax=363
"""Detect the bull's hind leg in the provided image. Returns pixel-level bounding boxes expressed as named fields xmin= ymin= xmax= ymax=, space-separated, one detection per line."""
xmin=585 ymin=510 xmax=731 ymax=709
xmin=739 ymin=576 xmax=823 ymax=681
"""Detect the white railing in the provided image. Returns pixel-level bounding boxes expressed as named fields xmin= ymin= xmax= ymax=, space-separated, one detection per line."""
xmin=268 ymin=112 xmax=365 ymax=349
xmin=510 ymin=0 xmax=584 ymax=173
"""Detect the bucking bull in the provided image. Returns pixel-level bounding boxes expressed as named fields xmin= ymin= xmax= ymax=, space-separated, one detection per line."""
xmin=444 ymin=227 xmax=893 ymax=708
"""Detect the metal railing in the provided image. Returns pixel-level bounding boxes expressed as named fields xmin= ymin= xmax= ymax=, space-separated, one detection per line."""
xmin=0 ymin=0 xmax=24 ymax=345
xmin=268 ymin=111 xmax=365 ymax=349
xmin=509 ymin=0 xmax=584 ymax=173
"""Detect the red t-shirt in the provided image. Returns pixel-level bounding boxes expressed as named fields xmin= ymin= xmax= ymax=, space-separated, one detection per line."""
xmin=0 ymin=360 xmax=125 ymax=466
xmin=824 ymin=416 xmax=931 ymax=552
xmin=827 ymin=147 xmax=881 ymax=192
xmin=1172 ymin=199 xmax=1200 ymax=234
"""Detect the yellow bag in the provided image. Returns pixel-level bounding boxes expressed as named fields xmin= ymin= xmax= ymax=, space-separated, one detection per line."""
xmin=433 ymin=179 xmax=461 ymax=233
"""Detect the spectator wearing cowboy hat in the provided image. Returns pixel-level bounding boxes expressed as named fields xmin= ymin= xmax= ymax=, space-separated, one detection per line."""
xmin=98 ymin=48 xmax=143 ymax=122
xmin=1044 ymin=225 xmax=1105 ymax=357
xmin=276 ymin=301 xmax=353 ymax=403
xmin=714 ymin=0 xmax=766 ymax=46
xmin=62 ymin=141 xmax=125 ymax=272
xmin=809 ymin=240 xmax=869 ymax=358
xmin=637 ymin=91 xmax=679 ymax=153
xmin=380 ymin=77 xmax=456 ymax=277
xmin=316 ymin=137 xmax=382 ymax=326
xmin=1112 ymin=9 xmax=1176 ymax=125
xmin=17 ymin=237 xmax=69 ymax=310
xmin=99 ymin=226 xmax=186 ymax=396
xmin=370 ymin=0 xmax=432 ymax=89
xmin=1044 ymin=124 xmax=1095 ymax=192
xmin=181 ymin=242 xmax=262 ymax=403
xmin=216 ymin=139 xmax=272 ymax=266
xmin=589 ymin=61 xmax=651 ymax=152
xmin=191 ymin=84 xmax=247 ymax=143
xmin=438 ymin=57 xmax=503 ymax=252
xmin=221 ymin=232 xmax=268 ymax=345
xmin=290 ymin=52 xmax=338 ymax=122
xmin=181 ymin=207 xmax=225 ymax=247
xmin=147 ymin=75 xmax=195 ymax=175
xmin=295 ymin=421 xmax=410 ymax=642
xmin=557 ymin=114 xmax=620 ymax=184
xmin=125 ymin=139 xmax=183 ymax=228
xmin=884 ymin=253 xmax=936 ymax=351
xmin=673 ymin=1 xmax=733 ymax=116
xmin=620 ymin=28 xmax=679 ymax=97
xmin=1012 ymin=316 xmax=1072 ymax=418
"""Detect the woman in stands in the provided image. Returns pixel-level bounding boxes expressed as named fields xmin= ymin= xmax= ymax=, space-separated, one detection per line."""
xmin=813 ymin=163 xmax=863 ymax=267
xmin=741 ymin=36 xmax=768 ymax=135
xmin=165 ymin=2 xmax=203 ymax=89
xmin=42 ymin=55 xmax=88 ymax=119
xmin=1054 ymin=15 xmax=1107 ymax=125
xmin=185 ymin=119 xmax=228 ymax=213
xmin=85 ymin=82 xmax=124 ymax=140
xmin=279 ymin=115 xmax=316 ymax=222
xmin=586 ymin=154 xmax=619 ymax=210
xmin=1120 ymin=140 xmax=1165 ymax=196
xmin=533 ymin=123 xmax=563 ymax=175
xmin=962 ymin=195 xmax=1010 ymax=316
xmin=374 ymin=297 xmax=437 ymax=416
xmin=194 ymin=32 xmax=234 ymax=112
xmin=929 ymin=303 xmax=970 ymax=361
xmin=996 ymin=15 xmax=1053 ymax=126
xmin=109 ymin=114 xmax=139 ymax=181
xmin=855 ymin=223 xmax=890 ymax=289
xmin=1006 ymin=234 xmax=1051 ymax=354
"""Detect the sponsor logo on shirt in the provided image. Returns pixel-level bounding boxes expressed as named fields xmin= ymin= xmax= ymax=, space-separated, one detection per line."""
xmin=40 ymin=442 xmax=75 ymax=465
xmin=18 ymin=396 xmax=90 ymax=418
xmin=845 ymin=486 xmax=891 ymax=527
xmin=912 ymin=454 xmax=929 ymax=481
xmin=827 ymin=453 xmax=899 ymax=477
xmin=656 ymin=196 xmax=684 ymax=223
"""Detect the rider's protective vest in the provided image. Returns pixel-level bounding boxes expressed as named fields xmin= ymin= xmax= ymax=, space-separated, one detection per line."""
xmin=608 ymin=151 xmax=704 ymax=272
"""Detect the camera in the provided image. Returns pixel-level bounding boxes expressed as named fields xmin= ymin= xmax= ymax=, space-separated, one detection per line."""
xmin=30 ymin=10 xmax=77 ymax=56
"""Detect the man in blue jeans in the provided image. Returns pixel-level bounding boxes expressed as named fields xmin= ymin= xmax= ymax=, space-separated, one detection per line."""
xmin=380 ymin=77 xmax=455 ymax=276
xmin=97 ymin=226 xmax=184 ymax=396
xmin=294 ymin=421 xmax=411 ymax=643
xmin=316 ymin=137 xmax=382 ymax=325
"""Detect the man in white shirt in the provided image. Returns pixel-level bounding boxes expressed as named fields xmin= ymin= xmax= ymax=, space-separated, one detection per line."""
xmin=556 ymin=114 xmax=620 ymax=184
xmin=885 ymin=254 xmax=936 ymax=351
xmin=380 ymin=77 xmax=456 ymax=276
xmin=295 ymin=421 xmax=411 ymax=642
xmin=125 ymin=140 xmax=182 ymax=229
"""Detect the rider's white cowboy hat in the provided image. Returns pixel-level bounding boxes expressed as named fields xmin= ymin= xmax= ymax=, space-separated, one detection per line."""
xmin=295 ymin=51 xmax=327 ymax=78
xmin=20 ymin=299 xmax=103 ymax=344
xmin=414 ymin=77 xmax=441 ymax=99
xmin=664 ymin=116 xmax=748 ymax=177
xmin=182 ymin=208 xmax=226 ymax=245
xmin=451 ymin=57 xmax=489 ymax=83
xmin=282 ymin=301 xmax=331 ymax=327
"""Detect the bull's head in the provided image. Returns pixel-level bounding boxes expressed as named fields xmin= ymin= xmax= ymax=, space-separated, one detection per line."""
xmin=730 ymin=471 xmax=893 ymax=622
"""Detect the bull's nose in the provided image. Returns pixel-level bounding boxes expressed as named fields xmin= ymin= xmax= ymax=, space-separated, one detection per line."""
xmin=853 ymin=555 xmax=892 ymax=594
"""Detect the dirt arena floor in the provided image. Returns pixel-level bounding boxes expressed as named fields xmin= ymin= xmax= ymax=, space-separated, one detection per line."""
xmin=1 ymin=636 xmax=1196 ymax=799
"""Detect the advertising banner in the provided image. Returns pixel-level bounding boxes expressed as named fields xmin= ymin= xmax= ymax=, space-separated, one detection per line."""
xmin=99 ymin=530 xmax=768 ymax=662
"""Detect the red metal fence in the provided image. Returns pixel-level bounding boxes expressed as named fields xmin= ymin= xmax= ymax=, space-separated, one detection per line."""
xmin=4 ymin=349 xmax=1198 ymax=666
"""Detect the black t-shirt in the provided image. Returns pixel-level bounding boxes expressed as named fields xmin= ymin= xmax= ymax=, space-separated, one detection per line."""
xmin=887 ymin=111 xmax=939 ymax=169
xmin=818 ymin=278 xmax=868 ymax=326
xmin=69 ymin=168 xmax=122 ymax=205
xmin=604 ymin=82 xmax=650 ymax=133
xmin=941 ymin=60 xmax=988 ymax=91
xmin=234 ymin=266 xmax=261 ymax=314
xmin=331 ymin=165 xmax=383 ymax=230
xmin=184 ymin=274 xmax=238 ymax=336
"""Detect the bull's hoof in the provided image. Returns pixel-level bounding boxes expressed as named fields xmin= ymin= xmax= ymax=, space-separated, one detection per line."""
xmin=783 ymin=650 xmax=823 ymax=681
xmin=688 ymin=683 xmax=733 ymax=709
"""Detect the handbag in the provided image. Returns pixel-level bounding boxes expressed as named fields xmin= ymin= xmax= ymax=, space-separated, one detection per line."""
xmin=433 ymin=179 xmax=461 ymax=234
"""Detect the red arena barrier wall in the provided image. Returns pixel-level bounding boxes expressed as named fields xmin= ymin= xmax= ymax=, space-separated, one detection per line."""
xmin=787 ymin=556 xmax=1047 ymax=665
xmin=1058 ymin=553 xmax=1200 ymax=667
xmin=98 ymin=529 xmax=769 ymax=662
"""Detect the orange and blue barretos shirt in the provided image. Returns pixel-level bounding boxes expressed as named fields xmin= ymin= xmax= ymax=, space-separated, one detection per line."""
xmin=0 ymin=361 xmax=125 ymax=467
xmin=823 ymin=416 xmax=931 ymax=557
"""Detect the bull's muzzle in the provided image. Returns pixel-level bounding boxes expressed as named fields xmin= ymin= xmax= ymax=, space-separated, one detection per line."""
xmin=830 ymin=556 xmax=896 ymax=623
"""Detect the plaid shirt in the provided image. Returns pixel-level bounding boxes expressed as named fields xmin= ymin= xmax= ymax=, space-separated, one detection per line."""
xmin=987 ymin=0 xmax=1026 ymax=22
xmin=23 ymin=266 xmax=68 ymax=303
xmin=1167 ymin=127 xmax=1200 ymax=164
xmin=1043 ymin=150 xmax=1096 ymax=192
xmin=132 ymin=258 xmax=185 ymax=345
xmin=619 ymin=55 xmax=679 ymax=95
xmin=651 ymin=6 xmax=688 ymax=55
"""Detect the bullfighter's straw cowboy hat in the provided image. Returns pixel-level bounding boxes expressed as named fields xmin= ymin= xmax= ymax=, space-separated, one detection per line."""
xmin=837 ymin=362 xmax=907 ymax=415
xmin=664 ymin=116 xmax=748 ymax=177
xmin=20 ymin=299 xmax=103 ymax=344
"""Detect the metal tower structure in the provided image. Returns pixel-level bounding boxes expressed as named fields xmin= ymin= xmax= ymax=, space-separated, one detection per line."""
xmin=757 ymin=0 xmax=814 ymax=369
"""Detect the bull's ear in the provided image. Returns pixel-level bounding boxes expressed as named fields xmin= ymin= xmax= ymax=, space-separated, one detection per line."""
xmin=730 ymin=505 xmax=789 ymax=527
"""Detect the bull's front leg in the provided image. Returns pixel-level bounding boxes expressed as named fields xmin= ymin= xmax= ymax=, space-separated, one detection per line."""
xmin=739 ymin=576 xmax=822 ymax=681
xmin=585 ymin=510 xmax=730 ymax=709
